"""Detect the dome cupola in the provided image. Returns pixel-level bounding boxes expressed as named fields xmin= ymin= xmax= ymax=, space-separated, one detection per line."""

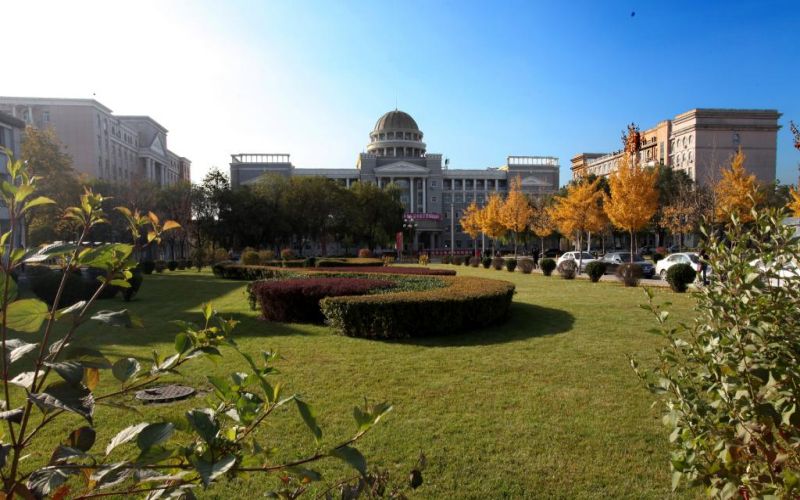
xmin=367 ymin=109 xmax=426 ymax=158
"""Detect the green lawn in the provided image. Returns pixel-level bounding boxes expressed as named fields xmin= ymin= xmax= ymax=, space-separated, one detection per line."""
xmin=19 ymin=265 xmax=697 ymax=498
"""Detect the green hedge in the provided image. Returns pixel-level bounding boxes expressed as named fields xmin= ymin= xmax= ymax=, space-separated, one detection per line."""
xmin=316 ymin=258 xmax=384 ymax=268
xmin=320 ymin=276 xmax=515 ymax=339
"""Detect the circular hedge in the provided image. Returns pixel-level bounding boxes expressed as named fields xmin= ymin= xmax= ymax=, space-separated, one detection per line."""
xmin=667 ymin=264 xmax=696 ymax=292
xmin=320 ymin=276 xmax=515 ymax=339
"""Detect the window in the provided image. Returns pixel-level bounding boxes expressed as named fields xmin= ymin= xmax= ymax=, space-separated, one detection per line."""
xmin=430 ymin=180 xmax=438 ymax=188
xmin=431 ymin=196 xmax=437 ymax=203
xmin=42 ymin=111 xmax=50 ymax=123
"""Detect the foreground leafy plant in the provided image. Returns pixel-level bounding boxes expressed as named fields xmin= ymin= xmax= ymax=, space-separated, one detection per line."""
xmin=0 ymin=150 xmax=406 ymax=498
xmin=631 ymin=206 xmax=800 ymax=498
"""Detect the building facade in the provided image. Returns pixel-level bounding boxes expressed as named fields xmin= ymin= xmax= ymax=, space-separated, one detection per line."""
xmin=571 ymin=109 xmax=780 ymax=185
xmin=230 ymin=110 xmax=560 ymax=252
xmin=0 ymin=97 xmax=190 ymax=186
xmin=0 ymin=112 xmax=26 ymax=245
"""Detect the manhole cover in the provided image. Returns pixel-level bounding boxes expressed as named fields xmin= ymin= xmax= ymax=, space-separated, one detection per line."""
xmin=135 ymin=384 xmax=196 ymax=404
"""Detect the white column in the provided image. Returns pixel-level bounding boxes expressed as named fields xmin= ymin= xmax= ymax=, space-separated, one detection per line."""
xmin=410 ymin=177 xmax=415 ymax=212
xmin=423 ymin=178 xmax=427 ymax=212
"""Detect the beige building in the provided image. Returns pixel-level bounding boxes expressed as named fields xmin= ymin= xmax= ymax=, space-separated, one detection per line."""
xmin=571 ymin=108 xmax=780 ymax=185
xmin=0 ymin=97 xmax=190 ymax=186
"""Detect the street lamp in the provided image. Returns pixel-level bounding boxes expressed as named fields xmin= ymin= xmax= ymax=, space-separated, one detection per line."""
xmin=402 ymin=215 xmax=417 ymax=261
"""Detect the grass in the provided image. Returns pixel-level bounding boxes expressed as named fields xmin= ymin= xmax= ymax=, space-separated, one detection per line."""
xmin=14 ymin=265 xmax=697 ymax=498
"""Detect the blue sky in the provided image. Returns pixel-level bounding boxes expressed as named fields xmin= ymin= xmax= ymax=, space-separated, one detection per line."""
xmin=4 ymin=0 xmax=799 ymax=184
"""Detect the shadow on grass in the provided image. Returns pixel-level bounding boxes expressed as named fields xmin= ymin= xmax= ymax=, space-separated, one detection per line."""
xmin=393 ymin=302 xmax=575 ymax=347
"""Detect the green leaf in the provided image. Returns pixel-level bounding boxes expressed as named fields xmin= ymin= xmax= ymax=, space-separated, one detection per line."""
xmin=108 ymin=279 xmax=131 ymax=288
xmin=45 ymin=361 xmax=85 ymax=386
xmin=28 ymin=381 xmax=94 ymax=424
xmin=287 ymin=467 xmax=322 ymax=482
xmin=78 ymin=244 xmax=133 ymax=269
xmin=90 ymin=309 xmax=144 ymax=328
xmin=0 ymin=408 xmax=24 ymax=424
xmin=202 ymin=302 xmax=213 ymax=322
xmin=5 ymin=338 xmax=38 ymax=364
xmin=0 ymin=270 xmax=18 ymax=309
xmin=330 ymin=445 xmax=367 ymax=477
xmin=191 ymin=454 xmax=236 ymax=488
xmin=105 ymin=422 xmax=149 ymax=455
xmin=111 ymin=358 xmax=140 ymax=383
xmin=24 ymin=242 xmax=78 ymax=263
xmin=6 ymin=298 xmax=49 ymax=333
xmin=27 ymin=468 xmax=73 ymax=497
xmin=55 ymin=301 xmax=86 ymax=321
xmin=136 ymin=422 xmax=174 ymax=450
xmin=10 ymin=371 xmax=36 ymax=389
xmin=67 ymin=426 xmax=96 ymax=452
xmin=174 ymin=333 xmax=191 ymax=354
xmin=295 ymin=397 xmax=322 ymax=443
xmin=62 ymin=347 xmax=112 ymax=369
xmin=21 ymin=196 xmax=56 ymax=212
xmin=186 ymin=409 xmax=219 ymax=445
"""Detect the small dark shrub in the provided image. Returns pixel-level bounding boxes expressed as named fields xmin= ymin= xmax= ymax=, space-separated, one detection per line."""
xmin=482 ymin=257 xmax=492 ymax=269
xmin=441 ymin=255 xmax=451 ymax=264
xmin=357 ymin=248 xmax=372 ymax=258
xmin=492 ymin=257 xmax=504 ymax=270
xmin=154 ymin=260 xmax=167 ymax=273
xmin=123 ymin=266 xmax=144 ymax=301
xmin=82 ymin=267 xmax=120 ymax=299
xmin=505 ymin=259 xmax=517 ymax=272
xmin=26 ymin=266 xmax=87 ymax=307
xmin=453 ymin=256 xmax=464 ymax=266
xmin=557 ymin=260 xmax=577 ymax=279
xmin=251 ymin=277 xmax=391 ymax=323
xmin=652 ymin=252 xmax=665 ymax=264
xmin=258 ymin=249 xmax=275 ymax=263
xmin=142 ymin=260 xmax=156 ymax=274
xmin=167 ymin=260 xmax=178 ymax=271
xmin=666 ymin=263 xmax=696 ymax=293
xmin=469 ymin=256 xmax=480 ymax=267
xmin=540 ymin=258 xmax=556 ymax=276
xmin=304 ymin=257 xmax=316 ymax=268
xmin=241 ymin=250 xmax=260 ymax=265
xmin=616 ymin=263 xmax=642 ymax=287
xmin=518 ymin=259 xmax=533 ymax=274
xmin=177 ymin=260 xmax=186 ymax=270
xmin=585 ymin=261 xmax=607 ymax=283
xmin=463 ymin=257 xmax=470 ymax=267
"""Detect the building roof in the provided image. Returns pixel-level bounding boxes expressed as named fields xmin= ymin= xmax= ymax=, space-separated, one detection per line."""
xmin=116 ymin=115 xmax=169 ymax=134
xmin=0 ymin=111 xmax=25 ymax=129
xmin=373 ymin=110 xmax=420 ymax=132
xmin=0 ymin=96 xmax=113 ymax=114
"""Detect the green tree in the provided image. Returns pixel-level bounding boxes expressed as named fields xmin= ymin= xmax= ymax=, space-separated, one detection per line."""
xmin=350 ymin=181 xmax=404 ymax=252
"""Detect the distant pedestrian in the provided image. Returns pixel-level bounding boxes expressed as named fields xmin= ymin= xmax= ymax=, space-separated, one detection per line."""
xmin=699 ymin=249 xmax=709 ymax=285
xmin=532 ymin=248 xmax=540 ymax=269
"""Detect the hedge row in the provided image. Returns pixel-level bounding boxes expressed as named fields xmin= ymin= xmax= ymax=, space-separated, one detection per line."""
xmin=251 ymin=277 xmax=392 ymax=323
xmin=320 ymin=276 xmax=515 ymax=339
xmin=311 ymin=266 xmax=456 ymax=276
xmin=316 ymin=258 xmax=385 ymax=268
xmin=214 ymin=262 xmax=455 ymax=279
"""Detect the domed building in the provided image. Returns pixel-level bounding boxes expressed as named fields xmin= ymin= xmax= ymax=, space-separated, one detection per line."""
xmin=230 ymin=109 xmax=560 ymax=253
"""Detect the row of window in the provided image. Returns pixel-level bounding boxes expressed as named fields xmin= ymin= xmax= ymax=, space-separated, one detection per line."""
xmin=371 ymin=132 xmax=421 ymax=141
xmin=443 ymin=179 xmax=507 ymax=191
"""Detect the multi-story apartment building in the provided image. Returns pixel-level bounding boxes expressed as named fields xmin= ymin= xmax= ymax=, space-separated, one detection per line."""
xmin=571 ymin=108 xmax=780 ymax=186
xmin=230 ymin=110 xmax=560 ymax=252
xmin=0 ymin=112 xmax=26 ymax=245
xmin=0 ymin=97 xmax=190 ymax=186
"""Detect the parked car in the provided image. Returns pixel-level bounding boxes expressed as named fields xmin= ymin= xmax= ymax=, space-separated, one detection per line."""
xmin=749 ymin=257 xmax=800 ymax=287
xmin=655 ymin=252 xmax=704 ymax=280
xmin=599 ymin=252 xmax=655 ymax=278
xmin=543 ymin=248 xmax=561 ymax=258
xmin=556 ymin=251 xmax=596 ymax=272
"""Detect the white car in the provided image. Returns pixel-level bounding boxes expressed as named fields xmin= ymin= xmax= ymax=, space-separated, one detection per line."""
xmin=556 ymin=251 xmax=597 ymax=272
xmin=656 ymin=252 xmax=704 ymax=280
xmin=749 ymin=257 xmax=800 ymax=287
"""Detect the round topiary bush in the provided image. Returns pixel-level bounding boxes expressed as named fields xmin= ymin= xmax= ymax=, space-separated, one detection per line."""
xmin=167 ymin=260 xmax=178 ymax=271
xmin=505 ymin=259 xmax=517 ymax=272
xmin=441 ymin=254 xmax=451 ymax=264
xmin=518 ymin=259 xmax=533 ymax=274
xmin=585 ymin=261 xmax=606 ymax=283
xmin=453 ymin=255 xmax=464 ymax=266
xmin=177 ymin=260 xmax=186 ymax=270
xmin=142 ymin=260 xmax=156 ymax=275
xmin=213 ymin=248 xmax=229 ymax=263
xmin=25 ymin=266 xmax=88 ymax=307
xmin=155 ymin=260 xmax=167 ymax=273
xmin=462 ymin=257 xmax=470 ymax=267
xmin=123 ymin=266 xmax=144 ymax=302
xmin=666 ymin=263 xmax=696 ymax=293
xmin=482 ymin=257 xmax=492 ymax=269
xmin=557 ymin=260 xmax=577 ymax=280
xmin=469 ymin=256 xmax=480 ymax=267
xmin=540 ymin=258 xmax=556 ymax=276
xmin=616 ymin=263 xmax=642 ymax=287
xmin=241 ymin=250 xmax=260 ymax=265
xmin=492 ymin=257 xmax=504 ymax=270
xmin=258 ymin=249 xmax=275 ymax=264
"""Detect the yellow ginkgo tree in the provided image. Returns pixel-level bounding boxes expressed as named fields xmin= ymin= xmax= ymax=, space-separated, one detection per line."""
xmin=548 ymin=178 xmax=606 ymax=270
xmin=479 ymin=193 xmax=507 ymax=255
xmin=714 ymin=148 xmax=764 ymax=224
xmin=604 ymin=154 xmax=659 ymax=261
xmin=499 ymin=177 xmax=534 ymax=256
xmin=459 ymin=201 xmax=483 ymax=255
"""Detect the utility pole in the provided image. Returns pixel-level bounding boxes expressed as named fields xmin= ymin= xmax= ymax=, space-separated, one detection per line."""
xmin=450 ymin=203 xmax=455 ymax=260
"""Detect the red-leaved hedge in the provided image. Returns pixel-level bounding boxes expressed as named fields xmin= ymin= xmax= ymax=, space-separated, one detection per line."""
xmin=312 ymin=266 xmax=456 ymax=276
xmin=251 ymin=277 xmax=392 ymax=323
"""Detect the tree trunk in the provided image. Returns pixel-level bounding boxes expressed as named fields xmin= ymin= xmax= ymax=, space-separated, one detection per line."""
xmin=629 ymin=230 xmax=634 ymax=262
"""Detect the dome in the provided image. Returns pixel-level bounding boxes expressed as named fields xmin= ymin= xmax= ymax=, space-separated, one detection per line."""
xmin=373 ymin=110 xmax=419 ymax=132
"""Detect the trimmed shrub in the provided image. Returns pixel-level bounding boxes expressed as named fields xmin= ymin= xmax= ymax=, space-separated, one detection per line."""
xmin=177 ymin=260 xmax=186 ymax=270
xmin=357 ymin=248 xmax=372 ymax=258
xmin=316 ymin=258 xmax=384 ymax=268
xmin=616 ymin=263 xmax=642 ymax=287
xmin=82 ymin=267 xmax=120 ymax=300
xmin=505 ymin=259 xmax=517 ymax=272
xmin=320 ymin=276 xmax=515 ymax=339
xmin=142 ymin=260 xmax=156 ymax=275
xmin=122 ymin=266 xmax=144 ymax=301
xmin=25 ymin=266 xmax=87 ymax=307
xmin=492 ymin=257 xmax=504 ymax=270
xmin=462 ymin=257 xmax=470 ymax=267
xmin=585 ymin=261 xmax=606 ymax=283
xmin=540 ymin=258 xmax=556 ymax=276
xmin=518 ymin=259 xmax=533 ymax=274
xmin=453 ymin=255 xmax=464 ymax=266
xmin=213 ymin=248 xmax=229 ymax=263
xmin=557 ymin=260 xmax=577 ymax=280
xmin=241 ymin=250 xmax=260 ymax=265
xmin=167 ymin=260 xmax=178 ymax=271
xmin=306 ymin=267 xmax=455 ymax=276
xmin=154 ymin=260 xmax=167 ymax=273
xmin=251 ymin=277 xmax=391 ymax=323
xmin=469 ymin=256 xmax=480 ymax=267
xmin=382 ymin=256 xmax=395 ymax=265
xmin=258 ymin=250 xmax=275 ymax=264
xmin=666 ymin=263 xmax=696 ymax=293
xmin=441 ymin=255 xmax=451 ymax=264
xmin=418 ymin=254 xmax=430 ymax=266
xmin=652 ymin=252 xmax=665 ymax=264
xmin=280 ymin=248 xmax=295 ymax=260
xmin=281 ymin=259 xmax=306 ymax=268
xmin=482 ymin=257 xmax=492 ymax=269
